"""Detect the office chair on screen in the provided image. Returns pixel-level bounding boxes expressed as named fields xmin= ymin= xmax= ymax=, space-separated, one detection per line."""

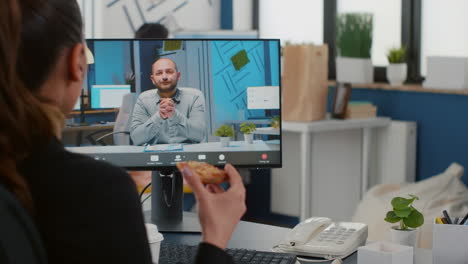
xmin=0 ymin=184 xmax=47 ymax=264
xmin=85 ymin=93 xmax=137 ymax=146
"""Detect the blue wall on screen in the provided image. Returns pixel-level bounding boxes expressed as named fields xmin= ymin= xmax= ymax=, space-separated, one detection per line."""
xmin=93 ymin=41 xmax=131 ymax=85
xmin=211 ymin=40 xmax=279 ymax=127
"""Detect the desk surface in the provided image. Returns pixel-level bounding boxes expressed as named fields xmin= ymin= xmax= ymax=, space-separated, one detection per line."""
xmin=282 ymin=117 xmax=391 ymax=133
xmin=154 ymin=213 xmax=432 ymax=264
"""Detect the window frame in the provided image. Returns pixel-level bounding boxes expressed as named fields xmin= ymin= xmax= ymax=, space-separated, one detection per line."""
xmin=323 ymin=0 xmax=422 ymax=83
xmin=255 ymin=0 xmax=423 ymax=83
xmin=402 ymin=0 xmax=422 ymax=83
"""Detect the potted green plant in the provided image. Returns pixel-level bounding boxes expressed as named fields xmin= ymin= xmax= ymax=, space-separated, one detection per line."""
xmin=336 ymin=13 xmax=373 ymax=84
xmin=125 ymin=71 xmax=135 ymax=87
xmin=214 ymin=125 xmax=235 ymax=147
xmin=386 ymin=46 xmax=407 ymax=86
xmin=271 ymin=116 xmax=280 ymax=129
xmin=240 ymin=123 xmax=256 ymax=144
xmin=384 ymin=194 xmax=424 ymax=247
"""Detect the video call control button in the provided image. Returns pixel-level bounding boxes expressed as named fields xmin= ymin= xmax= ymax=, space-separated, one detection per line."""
xmin=218 ymin=154 xmax=225 ymax=161
xmin=198 ymin=154 xmax=206 ymax=160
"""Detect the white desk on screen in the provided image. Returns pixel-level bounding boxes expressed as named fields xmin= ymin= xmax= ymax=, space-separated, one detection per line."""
xmin=278 ymin=118 xmax=391 ymax=222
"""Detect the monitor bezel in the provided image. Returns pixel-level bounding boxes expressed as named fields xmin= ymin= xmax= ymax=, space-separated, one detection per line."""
xmin=83 ymin=38 xmax=283 ymax=170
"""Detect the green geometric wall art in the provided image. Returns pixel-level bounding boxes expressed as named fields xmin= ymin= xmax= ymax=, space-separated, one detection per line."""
xmin=231 ymin=49 xmax=250 ymax=71
xmin=164 ymin=40 xmax=183 ymax=51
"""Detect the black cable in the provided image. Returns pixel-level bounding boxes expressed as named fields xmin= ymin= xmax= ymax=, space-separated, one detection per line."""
xmin=141 ymin=194 xmax=152 ymax=205
xmin=139 ymin=182 xmax=152 ymax=200
xmin=162 ymin=174 xmax=176 ymax=208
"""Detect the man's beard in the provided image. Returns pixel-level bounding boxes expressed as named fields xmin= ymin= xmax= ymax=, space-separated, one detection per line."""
xmin=156 ymin=81 xmax=177 ymax=93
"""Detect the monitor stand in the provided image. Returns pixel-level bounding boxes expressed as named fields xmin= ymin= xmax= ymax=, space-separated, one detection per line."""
xmin=150 ymin=169 xmax=201 ymax=233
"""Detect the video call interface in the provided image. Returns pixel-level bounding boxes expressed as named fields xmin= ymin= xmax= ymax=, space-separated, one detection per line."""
xmin=68 ymin=39 xmax=281 ymax=168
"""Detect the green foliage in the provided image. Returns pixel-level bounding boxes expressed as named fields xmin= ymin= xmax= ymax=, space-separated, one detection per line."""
xmin=271 ymin=116 xmax=281 ymax=129
xmin=387 ymin=46 xmax=407 ymax=64
xmin=384 ymin=194 xmax=424 ymax=230
xmin=240 ymin=123 xmax=256 ymax=134
xmin=336 ymin=13 xmax=373 ymax=59
xmin=125 ymin=71 xmax=135 ymax=85
xmin=214 ymin=125 xmax=235 ymax=137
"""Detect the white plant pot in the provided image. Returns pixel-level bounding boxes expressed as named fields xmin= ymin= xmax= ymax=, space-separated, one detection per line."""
xmin=336 ymin=57 xmax=374 ymax=84
xmin=387 ymin=63 xmax=407 ymax=86
xmin=390 ymin=228 xmax=417 ymax=247
xmin=220 ymin=137 xmax=230 ymax=147
xmin=244 ymin=134 xmax=254 ymax=144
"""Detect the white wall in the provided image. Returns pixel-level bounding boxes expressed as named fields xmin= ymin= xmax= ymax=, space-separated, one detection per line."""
xmin=233 ymin=0 xmax=253 ymax=31
xmin=78 ymin=0 xmax=220 ymax=38
xmin=421 ymin=0 xmax=468 ymax=75
xmin=259 ymin=0 xmax=323 ymax=45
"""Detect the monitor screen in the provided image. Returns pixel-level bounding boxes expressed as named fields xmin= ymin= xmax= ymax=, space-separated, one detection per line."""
xmin=69 ymin=39 xmax=281 ymax=169
xmin=90 ymin=84 xmax=131 ymax=109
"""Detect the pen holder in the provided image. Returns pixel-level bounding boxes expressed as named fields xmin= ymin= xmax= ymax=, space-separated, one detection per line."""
xmin=433 ymin=218 xmax=468 ymax=264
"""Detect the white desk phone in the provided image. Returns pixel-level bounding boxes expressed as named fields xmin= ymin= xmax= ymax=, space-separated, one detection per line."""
xmin=273 ymin=217 xmax=368 ymax=263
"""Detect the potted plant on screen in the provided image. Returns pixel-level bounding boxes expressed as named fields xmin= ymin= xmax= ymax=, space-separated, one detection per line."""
xmin=125 ymin=71 xmax=135 ymax=88
xmin=336 ymin=13 xmax=374 ymax=84
xmin=240 ymin=123 xmax=256 ymax=144
xmin=384 ymin=194 xmax=424 ymax=247
xmin=386 ymin=46 xmax=407 ymax=86
xmin=271 ymin=116 xmax=281 ymax=129
xmin=214 ymin=125 xmax=235 ymax=147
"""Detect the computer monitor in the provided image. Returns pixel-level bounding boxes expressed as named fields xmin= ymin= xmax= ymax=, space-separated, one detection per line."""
xmin=90 ymin=84 xmax=131 ymax=109
xmin=69 ymin=39 xmax=282 ymax=232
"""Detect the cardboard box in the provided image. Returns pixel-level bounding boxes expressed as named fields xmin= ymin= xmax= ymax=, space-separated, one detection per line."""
xmin=432 ymin=220 xmax=468 ymax=264
xmin=358 ymin=241 xmax=413 ymax=264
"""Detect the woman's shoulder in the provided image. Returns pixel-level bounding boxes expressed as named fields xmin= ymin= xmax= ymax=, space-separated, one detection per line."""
xmin=23 ymin=139 xmax=134 ymax=192
xmin=65 ymin=150 xmax=128 ymax=178
xmin=62 ymin=150 xmax=137 ymax=192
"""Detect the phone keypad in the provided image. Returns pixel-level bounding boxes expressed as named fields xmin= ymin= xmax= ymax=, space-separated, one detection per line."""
xmin=316 ymin=226 xmax=356 ymax=245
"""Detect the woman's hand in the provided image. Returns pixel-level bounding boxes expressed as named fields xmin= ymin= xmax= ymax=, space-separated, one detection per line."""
xmin=181 ymin=164 xmax=246 ymax=249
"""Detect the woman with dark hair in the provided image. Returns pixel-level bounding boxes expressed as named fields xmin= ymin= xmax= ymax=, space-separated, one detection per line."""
xmin=0 ymin=0 xmax=246 ymax=263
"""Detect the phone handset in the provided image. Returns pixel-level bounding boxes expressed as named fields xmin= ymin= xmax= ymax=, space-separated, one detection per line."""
xmin=284 ymin=217 xmax=332 ymax=246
